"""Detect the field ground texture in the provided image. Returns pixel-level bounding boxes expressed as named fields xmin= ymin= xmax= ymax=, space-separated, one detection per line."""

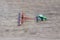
xmin=0 ymin=0 xmax=60 ymax=40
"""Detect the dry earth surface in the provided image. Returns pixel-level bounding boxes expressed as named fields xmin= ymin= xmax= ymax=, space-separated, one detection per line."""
xmin=0 ymin=0 xmax=60 ymax=40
